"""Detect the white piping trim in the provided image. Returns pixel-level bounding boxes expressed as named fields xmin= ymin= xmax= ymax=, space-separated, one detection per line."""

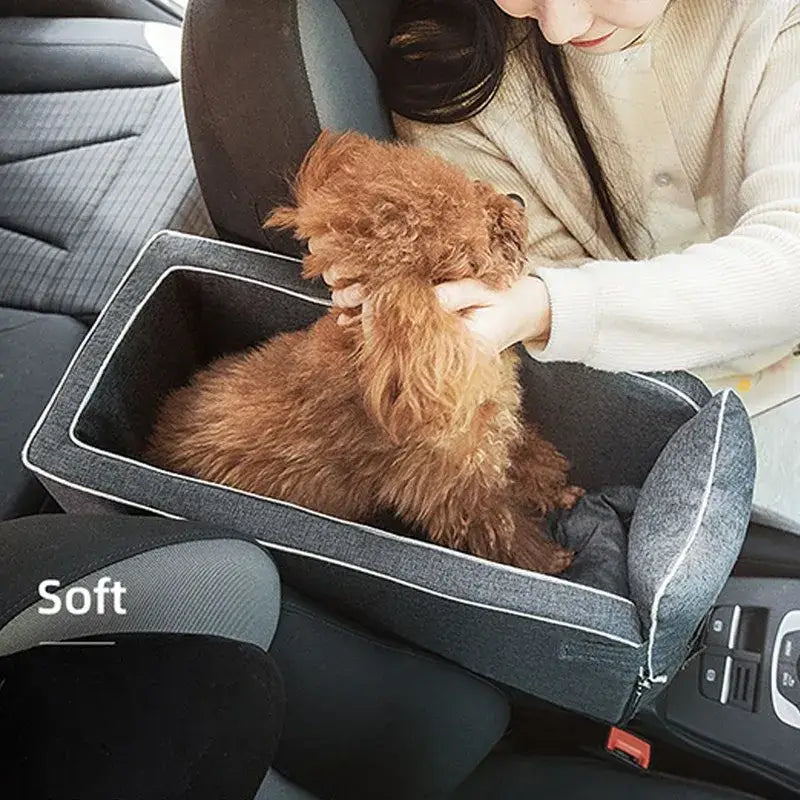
xmin=625 ymin=372 xmax=702 ymax=412
xmin=258 ymin=540 xmax=641 ymax=647
xmin=21 ymin=230 xmax=305 ymax=468
xmin=20 ymin=459 xmax=185 ymax=520
xmin=21 ymin=248 xmax=640 ymax=608
xmin=19 ymin=447 xmax=643 ymax=647
xmin=646 ymin=389 xmax=730 ymax=683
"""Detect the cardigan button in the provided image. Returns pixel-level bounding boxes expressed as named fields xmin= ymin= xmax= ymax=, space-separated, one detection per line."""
xmin=507 ymin=193 xmax=526 ymax=208
xmin=654 ymin=172 xmax=673 ymax=187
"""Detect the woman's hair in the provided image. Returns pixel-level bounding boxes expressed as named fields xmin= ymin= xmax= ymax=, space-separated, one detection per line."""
xmin=381 ymin=0 xmax=635 ymax=259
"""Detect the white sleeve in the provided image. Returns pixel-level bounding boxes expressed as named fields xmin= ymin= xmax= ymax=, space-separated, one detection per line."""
xmin=528 ymin=17 xmax=800 ymax=372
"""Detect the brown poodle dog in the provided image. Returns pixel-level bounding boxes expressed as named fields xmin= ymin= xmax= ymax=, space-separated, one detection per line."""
xmin=145 ymin=130 xmax=581 ymax=573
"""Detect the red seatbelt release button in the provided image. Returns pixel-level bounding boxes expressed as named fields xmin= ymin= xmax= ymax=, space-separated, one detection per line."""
xmin=606 ymin=727 xmax=651 ymax=769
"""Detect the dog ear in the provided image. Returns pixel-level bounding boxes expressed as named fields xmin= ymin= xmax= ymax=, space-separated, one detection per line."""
xmin=357 ymin=276 xmax=493 ymax=444
xmin=474 ymin=182 xmax=529 ymax=275
xmin=264 ymin=129 xmax=375 ymax=234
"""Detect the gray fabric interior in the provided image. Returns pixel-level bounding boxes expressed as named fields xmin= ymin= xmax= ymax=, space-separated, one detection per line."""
xmin=0 ymin=17 xmax=178 ymax=93
xmin=0 ymin=538 xmax=280 ymax=657
xmin=74 ymin=269 xmax=322 ymax=459
xmin=517 ymin=359 xmax=707 ymax=491
xmin=69 ymin=266 xmax=637 ymax=621
xmin=550 ymin=486 xmax=639 ymax=596
xmin=0 ymin=16 xmax=212 ymax=317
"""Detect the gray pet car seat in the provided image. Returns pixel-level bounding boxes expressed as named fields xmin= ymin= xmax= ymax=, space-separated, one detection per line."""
xmin=22 ymin=232 xmax=756 ymax=723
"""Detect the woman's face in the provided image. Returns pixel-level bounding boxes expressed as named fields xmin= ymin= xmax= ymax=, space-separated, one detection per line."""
xmin=494 ymin=0 xmax=671 ymax=53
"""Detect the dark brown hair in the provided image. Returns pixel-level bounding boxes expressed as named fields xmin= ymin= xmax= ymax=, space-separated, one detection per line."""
xmin=381 ymin=0 xmax=635 ymax=258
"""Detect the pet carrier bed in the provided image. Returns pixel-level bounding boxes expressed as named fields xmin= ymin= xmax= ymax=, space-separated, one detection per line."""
xmin=24 ymin=231 xmax=756 ymax=723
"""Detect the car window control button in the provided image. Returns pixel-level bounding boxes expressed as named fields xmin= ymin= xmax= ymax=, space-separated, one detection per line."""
xmin=700 ymin=654 xmax=731 ymax=703
xmin=705 ymin=605 xmax=740 ymax=649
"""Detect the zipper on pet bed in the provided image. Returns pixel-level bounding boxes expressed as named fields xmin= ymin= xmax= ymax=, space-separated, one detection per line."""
xmin=619 ymin=667 xmax=654 ymax=723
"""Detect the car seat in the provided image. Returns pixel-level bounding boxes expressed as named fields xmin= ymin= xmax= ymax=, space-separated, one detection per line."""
xmin=0 ymin=1 xmax=214 ymax=518
xmin=0 ymin=513 xmax=510 ymax=799
xmin=181 ymin=0 xmax=400 ymax=255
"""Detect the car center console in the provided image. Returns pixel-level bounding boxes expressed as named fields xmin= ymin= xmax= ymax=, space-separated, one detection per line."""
xmin=653 ymin=572 xmax=800 ymax=792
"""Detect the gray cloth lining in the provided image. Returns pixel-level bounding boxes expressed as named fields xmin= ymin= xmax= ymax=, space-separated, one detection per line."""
xmin=0 ymin=538 xmax=280 ymax=657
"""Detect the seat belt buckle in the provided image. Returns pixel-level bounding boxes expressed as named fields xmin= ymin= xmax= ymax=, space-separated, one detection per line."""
xmin=605 ymin=726 xmax=651 ymax=769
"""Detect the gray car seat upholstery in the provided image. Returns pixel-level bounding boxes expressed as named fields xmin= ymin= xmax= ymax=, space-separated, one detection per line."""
xmin=0 ymin=0 xmax=183 ymax=24
xmin=0 ymin=515 xmax=283 ymax=799
xmin=0 ymin=515 xmax=281 ymax=657
xmin=0 ymin=15 xmax=212 ymax=317
xmin=0 ymin=307 xmax=86 ymax=519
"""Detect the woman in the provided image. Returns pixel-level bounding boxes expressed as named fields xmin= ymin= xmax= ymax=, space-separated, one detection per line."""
xmin=325 ymin=0 xmax=800 ymax=383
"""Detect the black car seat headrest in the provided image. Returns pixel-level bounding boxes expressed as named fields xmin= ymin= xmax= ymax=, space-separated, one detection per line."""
xmin=182 ymin=0 xmax=402 ymax=254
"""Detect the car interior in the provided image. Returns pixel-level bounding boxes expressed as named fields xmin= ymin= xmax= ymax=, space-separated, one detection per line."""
xmin=1 ymin=1 xmax=799 ymax=798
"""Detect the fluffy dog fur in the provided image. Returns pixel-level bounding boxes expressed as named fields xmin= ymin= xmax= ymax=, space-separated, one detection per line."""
xmin=145 ymin=130 xmax=581 ymax=574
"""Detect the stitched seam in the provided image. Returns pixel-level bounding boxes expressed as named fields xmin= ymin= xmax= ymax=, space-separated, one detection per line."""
xmin=0 ymin=133 xmax=138 ymax=166
xmin=0 ymin=220 xmax=68 ymax=252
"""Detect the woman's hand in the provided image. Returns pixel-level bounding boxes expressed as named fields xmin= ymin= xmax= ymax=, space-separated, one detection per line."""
xmin=320 ymin=260 xmax=367 ymax=326
xmin=434 ymin=276 xmax=552 ymax=353
xmin=322 ymin=255 xmax=552 ymax=353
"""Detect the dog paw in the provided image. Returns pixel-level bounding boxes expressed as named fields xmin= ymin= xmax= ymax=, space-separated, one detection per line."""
xmin=541 ymin=544 xmax=575 ymax=575
xmin=511 ymin=535 xmax=574 ymax=575
xmin=557 ymin=485 xmax=585 ymax=509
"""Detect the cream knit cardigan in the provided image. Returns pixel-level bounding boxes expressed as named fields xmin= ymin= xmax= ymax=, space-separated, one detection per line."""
xmin=393 ymin=0 xmax=800 ymax=379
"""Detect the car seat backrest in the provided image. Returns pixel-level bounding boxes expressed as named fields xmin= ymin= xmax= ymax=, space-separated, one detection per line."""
xmin=182 ymin=0 xmax=401 ymax=255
